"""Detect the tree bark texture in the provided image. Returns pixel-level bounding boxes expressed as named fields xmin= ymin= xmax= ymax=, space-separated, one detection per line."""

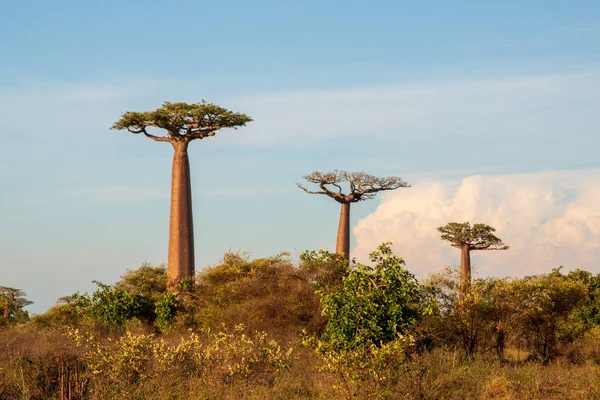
xmin=336 ymin=202 xmax=351 ymax=260
xmin=167 ymin=141 xmax=195 ymax=289
xmin=460 ymin=244 xmax=471 ymax=296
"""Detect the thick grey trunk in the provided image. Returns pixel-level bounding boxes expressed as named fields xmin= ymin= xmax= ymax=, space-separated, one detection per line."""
xmin=336 ymin=202 xmax=350 ymax=260
xmin=167 ymin=140 xmax=195 ymax=290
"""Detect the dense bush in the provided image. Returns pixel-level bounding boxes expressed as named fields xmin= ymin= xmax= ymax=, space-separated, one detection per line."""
xmin=318 ymin=243 xmax=434 ymax=350
xmin=175 ymin=251 xmax=330 ymax=340
xmin=4 ymin=245 xmax=600 ymax=399
xmin=71 ymin=281 xmax=147 ymax=325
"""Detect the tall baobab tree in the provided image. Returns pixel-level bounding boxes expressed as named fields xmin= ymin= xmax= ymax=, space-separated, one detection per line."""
xmin=112 ymin=101 xmax=252 ymax=289
xmin=298 ymin=171 xmax=409 ymax=260
xmin=438 ymin=222 xmax=509 ymax=295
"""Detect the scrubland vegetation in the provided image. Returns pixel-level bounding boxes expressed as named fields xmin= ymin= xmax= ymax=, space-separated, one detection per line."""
xmin=2 ymin=244 xmax=600 ymax=399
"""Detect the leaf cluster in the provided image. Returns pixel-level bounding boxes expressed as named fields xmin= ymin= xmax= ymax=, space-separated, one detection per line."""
xmin=568 ymin=269 xmax=600 ymax=326
xmin=299 ymin=249 xmax=350 ymax=290
xmin=72 ymin=281 xmax=146 ymax=325
xmin=318 ymin=243 xmax=432 ymax=351
xmin=111 ymin=101 xmax=252 ymax=142
xmin=437 ymin=222 xmax=509 ymax=250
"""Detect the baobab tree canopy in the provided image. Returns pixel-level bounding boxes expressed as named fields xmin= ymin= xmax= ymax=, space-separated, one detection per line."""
xmin=297 ymin=170 xmax=409 ymax=203
xmin=111 ymin=101 xmax=253 ymax=142
xmin=438 ymin=222 xmax=509 ymax=251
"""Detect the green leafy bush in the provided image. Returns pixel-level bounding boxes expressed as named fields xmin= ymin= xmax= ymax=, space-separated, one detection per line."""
xmin=155 ymin=292 xmax=178 ymax=333
xmin=72 ymin=281 xmax=146 ymax=325
xmin=319 ymin=243 xmax=434 ymax=350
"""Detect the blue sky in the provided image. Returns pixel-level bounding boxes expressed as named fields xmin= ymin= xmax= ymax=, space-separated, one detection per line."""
xmin=1 ymin=1 xmax=599 ymax=312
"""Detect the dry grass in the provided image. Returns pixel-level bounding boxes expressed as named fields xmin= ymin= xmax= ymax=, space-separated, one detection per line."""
xmin=2 ymin=324 xmax=600 ymax=400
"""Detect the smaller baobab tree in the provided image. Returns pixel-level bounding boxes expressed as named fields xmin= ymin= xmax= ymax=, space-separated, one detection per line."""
xmin=438 ymin=222 xmax=509 ymax=295
xmin=297 ymin=171 xmax=409 ymax=260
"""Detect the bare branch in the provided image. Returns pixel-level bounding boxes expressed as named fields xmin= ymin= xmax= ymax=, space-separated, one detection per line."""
xmin=296 ymin=182 xmax=328 ymax=195
xmin=125 ymin=126 xmax=172 ymax=142
xmin=331 ymin=182 xmax=343 ymax=193
xmin=298 ymin=170 xmax=410 ymax=204
xmin=141 ymin=127 xmax=172 ymax=143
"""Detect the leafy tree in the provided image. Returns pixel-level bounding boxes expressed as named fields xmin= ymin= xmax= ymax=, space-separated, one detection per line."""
xmin=112 ymin=102 xmax=252 ymax=289
xmin=426 ymin=268 xmax=519 ymax=358
xmin=116 ymin=264 xmax=179 ymax=332
xmin=319 ymin=243 xmax=433 ymax=350
xmin=426 ymin=268 xmax=489 ymax=358
xmin=72 ymin=281 xmax=146 ymax=325
xmin=116 ymin=263 xmax=167 ymax=303
xmin=567 ymin=269 xmax=600 ymax=326
xmin=513 ymin=268 xmax=588 ymax=362
xmin=297 ymin=171 xmax=409 ymax=259
xmin=0 ymin=286 xmax=32 ymax=326
xmin=478 ymin=277 xmax=518 ymax=358
xmin=437 ymin=222 xmax=508 ymax=296
xmin=299 ymin=249 xmax=350 ymax=291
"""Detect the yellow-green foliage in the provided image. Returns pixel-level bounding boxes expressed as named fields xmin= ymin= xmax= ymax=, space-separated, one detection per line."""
xmin=313 ymin=335 xmax=414 ymax=399
xmin=3 ymin=321 xmax=600 ymax=399
xmin=66 ymin=323 xmax=293 ymax=391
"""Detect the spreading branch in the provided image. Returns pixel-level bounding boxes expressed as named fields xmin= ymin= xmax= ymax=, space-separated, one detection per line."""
xmin=125 ymin=127 xmax=173 ymax=142
xmin=297 ymin=170 xmax=410 ymax=203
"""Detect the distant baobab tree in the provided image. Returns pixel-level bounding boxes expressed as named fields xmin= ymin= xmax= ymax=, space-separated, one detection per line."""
xmin=438 ymin=222 xmax=509 ymax=295
xmin=298 ymin=171 xmax=409 ymax=260
xmin=112 ymin=101 xmax=252 ymax=290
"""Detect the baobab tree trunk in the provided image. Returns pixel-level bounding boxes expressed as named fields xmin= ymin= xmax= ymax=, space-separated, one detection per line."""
xmin=460 ymin=244 xmax=471 ymax=296
xmin=167 ymin=140 xmax=195 ymax=290
xmin=336 ymin=202 xmax=350 ymax=260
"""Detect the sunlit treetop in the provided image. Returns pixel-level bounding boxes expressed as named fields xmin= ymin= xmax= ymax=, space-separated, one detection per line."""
xmin=297 ymin=170 xmax=409 ymax=203
xmin=438 ymin=222 xmax=509 ymax=251
xmin=111 ymin=101 xmax=253 ymax=143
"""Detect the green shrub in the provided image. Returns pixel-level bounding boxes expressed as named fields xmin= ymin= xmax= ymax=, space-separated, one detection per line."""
xmin=72 ymin=281 xmax=146 ymax=325
xmin=155 ymin=292 xmax=178 ymax=333
xmin=318 ymin=243 xmax=434 ymax=351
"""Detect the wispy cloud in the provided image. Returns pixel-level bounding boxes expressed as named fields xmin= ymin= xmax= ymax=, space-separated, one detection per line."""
xmin=68 ymin=186 xmax=168 ymax=204
xmin=68 ymin=185 xmax=284 ymax=204
xmin=215 ymin=70 xmax=600 ymax=156
xmin=197 ymin=186 xmax=285 ymax=197
xmin=3 ymin=69 xmax=600 ymax=149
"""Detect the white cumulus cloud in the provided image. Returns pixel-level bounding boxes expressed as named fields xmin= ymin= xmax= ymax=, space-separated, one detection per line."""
xmin=353 ymin=169 xmax=600 ymax=279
